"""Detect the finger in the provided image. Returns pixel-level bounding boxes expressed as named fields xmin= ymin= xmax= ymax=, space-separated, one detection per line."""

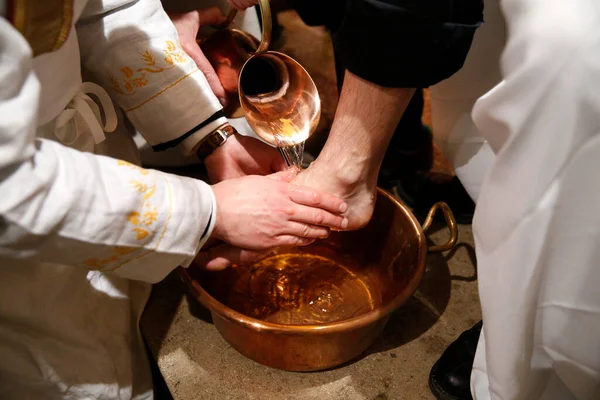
xmin=275 ymin=236 xmax=316 ymax=247
xmin=196 ymin=244 xmax=269 ymax=271
xmin=288 ymin=205 xmax=349 ymax=230
xmin=182 ymin=7 xmax=228 ymax=104
xmin=268 ymin=168 xmax=299 ymax=182
xmin=284 ymin=222 xmax=330 ymax=239
xmin=185 ymin=44 xmax=227 ymax=104
xmin=287 ymin=185 xmax=348 ymax=214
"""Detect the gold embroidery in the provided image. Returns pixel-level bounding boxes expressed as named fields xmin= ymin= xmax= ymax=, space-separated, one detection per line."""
xmin=163 ymin=41 xmax=188 ymax=65
xmin=137 ymin=41 xmax=188 ymax=73
xmin=84 ymin=160 xmax=163 ymax=268
xmin=118 ymin=160 xmax=149 ymax=175
xmin=123 ymin=69 xmax=200 ymax=112
xmin=130 ymin=180 xmax=149 ymax=194
xmin=133 ymin=227 xmax=149 ymax=240
xmin=85 ymin=252 xmax=119 ymax=268
xmin=111 ymin=68 xmax=149 ymax=95
xmin=113 ymin=246 xmax=136 ymax=256
xmin=104 ymin=174 xmax=175 ymax=272
xmin=125 ymin=172 xmax=158 ymax=241
xmin=127 ymin=201 xmax=157 ymax=241
xmin=12 ymin=0 xmax=27 ymax=36
xmin=10 ymin=0 xmax=74 ymax=57
xmin=109 ymin=41 xmax=189 ymax=96
xmin=143 ymin=206 xmax=158 ymax=226
xmin=84 ymin=246 xmax=136 ymax=268
xmin=52 ymin=0 xmax=73 ymax=52
xmin=128 ymin=211 xmax=140 ymax=225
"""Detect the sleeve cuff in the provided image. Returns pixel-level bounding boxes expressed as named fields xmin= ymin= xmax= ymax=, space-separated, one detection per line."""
xmin=180 ymin=184 xmax=217 ymax=268
xmin=148 ymin=109 xmax=227 ymax=154
xmin=71 ymin=162 xmax=218 ymax=284
xmin=179 ymin=115 xmax=229 ymax=156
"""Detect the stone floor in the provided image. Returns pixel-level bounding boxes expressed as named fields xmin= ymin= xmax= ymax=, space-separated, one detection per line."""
xmin=141 ymin=9 xmax=482 ymax=400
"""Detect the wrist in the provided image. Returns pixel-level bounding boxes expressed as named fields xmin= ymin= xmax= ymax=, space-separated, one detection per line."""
xmin=177 ymin=114 xmax=229 ymax=156
xmin=194 ymin=123 xmax=237 ymax=161
xmin=208 ymin=183 xmax=226 ymax=242
xmin=204 ymin=133 xmax=234 ymax=166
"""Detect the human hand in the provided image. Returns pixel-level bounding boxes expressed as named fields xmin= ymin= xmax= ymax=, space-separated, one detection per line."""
xmin=210 ymin=169 xmax=349 ymax=250
xmin=227 ymin=0 xmax=258 ymax=10
xmin=205 ymin=134 xmax=287 ymax=183
xmin=169 ymin=7 xmax=228 ymax=106
xmin=193 ymin=243 xmax=268 ymax=271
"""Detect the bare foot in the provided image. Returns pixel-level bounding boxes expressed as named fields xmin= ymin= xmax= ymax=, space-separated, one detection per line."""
xmin=292 ymin=160 xmax=377 ymax=230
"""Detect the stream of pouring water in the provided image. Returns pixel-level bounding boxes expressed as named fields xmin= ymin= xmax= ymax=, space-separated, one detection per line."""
xmin=267 ymin=116 xmax=306 ymax=169
xmin=277 ymin=142 xmax=305 ymax=170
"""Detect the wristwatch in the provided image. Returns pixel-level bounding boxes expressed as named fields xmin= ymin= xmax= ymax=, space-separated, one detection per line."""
xmin=194 ymin=123 xmax=236 ymax=161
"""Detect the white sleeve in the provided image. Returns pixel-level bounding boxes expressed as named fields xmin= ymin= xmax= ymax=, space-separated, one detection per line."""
xmin=0 ymin=18 xmax=215 ymax=283
xmin=76 ymin=0 xmax=228 ymax=155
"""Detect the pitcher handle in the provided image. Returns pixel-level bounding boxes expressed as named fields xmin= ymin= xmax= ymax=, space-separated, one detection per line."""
xmin=212 ymin=0 xmax=272 ymax=53
xmin=422 ymin=202 xmax=458 ymax=253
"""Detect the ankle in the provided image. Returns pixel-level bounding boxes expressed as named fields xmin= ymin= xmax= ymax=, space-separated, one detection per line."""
xmin=311 ymin=154 xmax=379 ymax=191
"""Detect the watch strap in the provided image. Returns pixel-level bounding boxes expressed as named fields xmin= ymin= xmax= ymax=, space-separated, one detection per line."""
xmin=195 ymin=124 xmax=236 ymax=161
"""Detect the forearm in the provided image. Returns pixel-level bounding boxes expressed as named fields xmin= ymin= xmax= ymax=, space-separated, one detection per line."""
xmin=0 ymin=19 xmax=215 ymax=283
xmin=318 ymin=71 xmax=415 ymax=182
xmin=0 ymin=139 xmax=216 ymax=283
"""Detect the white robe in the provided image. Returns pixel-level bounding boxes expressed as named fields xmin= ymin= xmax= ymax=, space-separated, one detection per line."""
xmin=429 ymin=0 xmax=505 ymax=203
xmin=0 ymin=0 xmax=227 ymax=398
xmin=432 ymin=0 xmax=600 ymax=398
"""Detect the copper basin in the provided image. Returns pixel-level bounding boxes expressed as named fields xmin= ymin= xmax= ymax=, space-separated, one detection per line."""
xmin=181 ymin=188 xmax=457 ymax=371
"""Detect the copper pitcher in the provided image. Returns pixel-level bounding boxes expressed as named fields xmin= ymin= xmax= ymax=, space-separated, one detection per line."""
xmin=199 ymin=0 xmax=321 ymax=148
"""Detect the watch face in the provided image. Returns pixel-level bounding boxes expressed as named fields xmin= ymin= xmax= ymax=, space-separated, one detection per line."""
xmin=212 ymin=130 xmax=228 ymax=146
xmin=197 ymin=125 xmax=235 ymax=160
xmin=211 ymin=126 xmax=235 ymax=147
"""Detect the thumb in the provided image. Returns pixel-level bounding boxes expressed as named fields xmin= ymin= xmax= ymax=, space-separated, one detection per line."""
xmin=268 ymin=167 xmax=300 ymax=182
xmin=195 ymin=244 xmax=268 ymax=271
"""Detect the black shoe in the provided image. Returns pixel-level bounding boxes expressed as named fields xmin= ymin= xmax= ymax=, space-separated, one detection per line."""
xmin=393 ymin=173 xmax=475 ymax=224
xmin=378 ymin=125 xmax=434 ymax=190
xmin=429 ymin=321 xmax=483 ymax=400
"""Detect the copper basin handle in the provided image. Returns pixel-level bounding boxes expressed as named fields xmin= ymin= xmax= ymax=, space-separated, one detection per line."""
xmin=210 ymin=0 xmax=272 ymax=54
xmin=422 ymin=202 xmax=458 ymax=252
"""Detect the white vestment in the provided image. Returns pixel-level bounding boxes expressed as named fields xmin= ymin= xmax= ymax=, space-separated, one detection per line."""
xmin=432 ymin=0 xmax=600 ymax=399
xmin=0 ymin=0 xmax=230 ymax=398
